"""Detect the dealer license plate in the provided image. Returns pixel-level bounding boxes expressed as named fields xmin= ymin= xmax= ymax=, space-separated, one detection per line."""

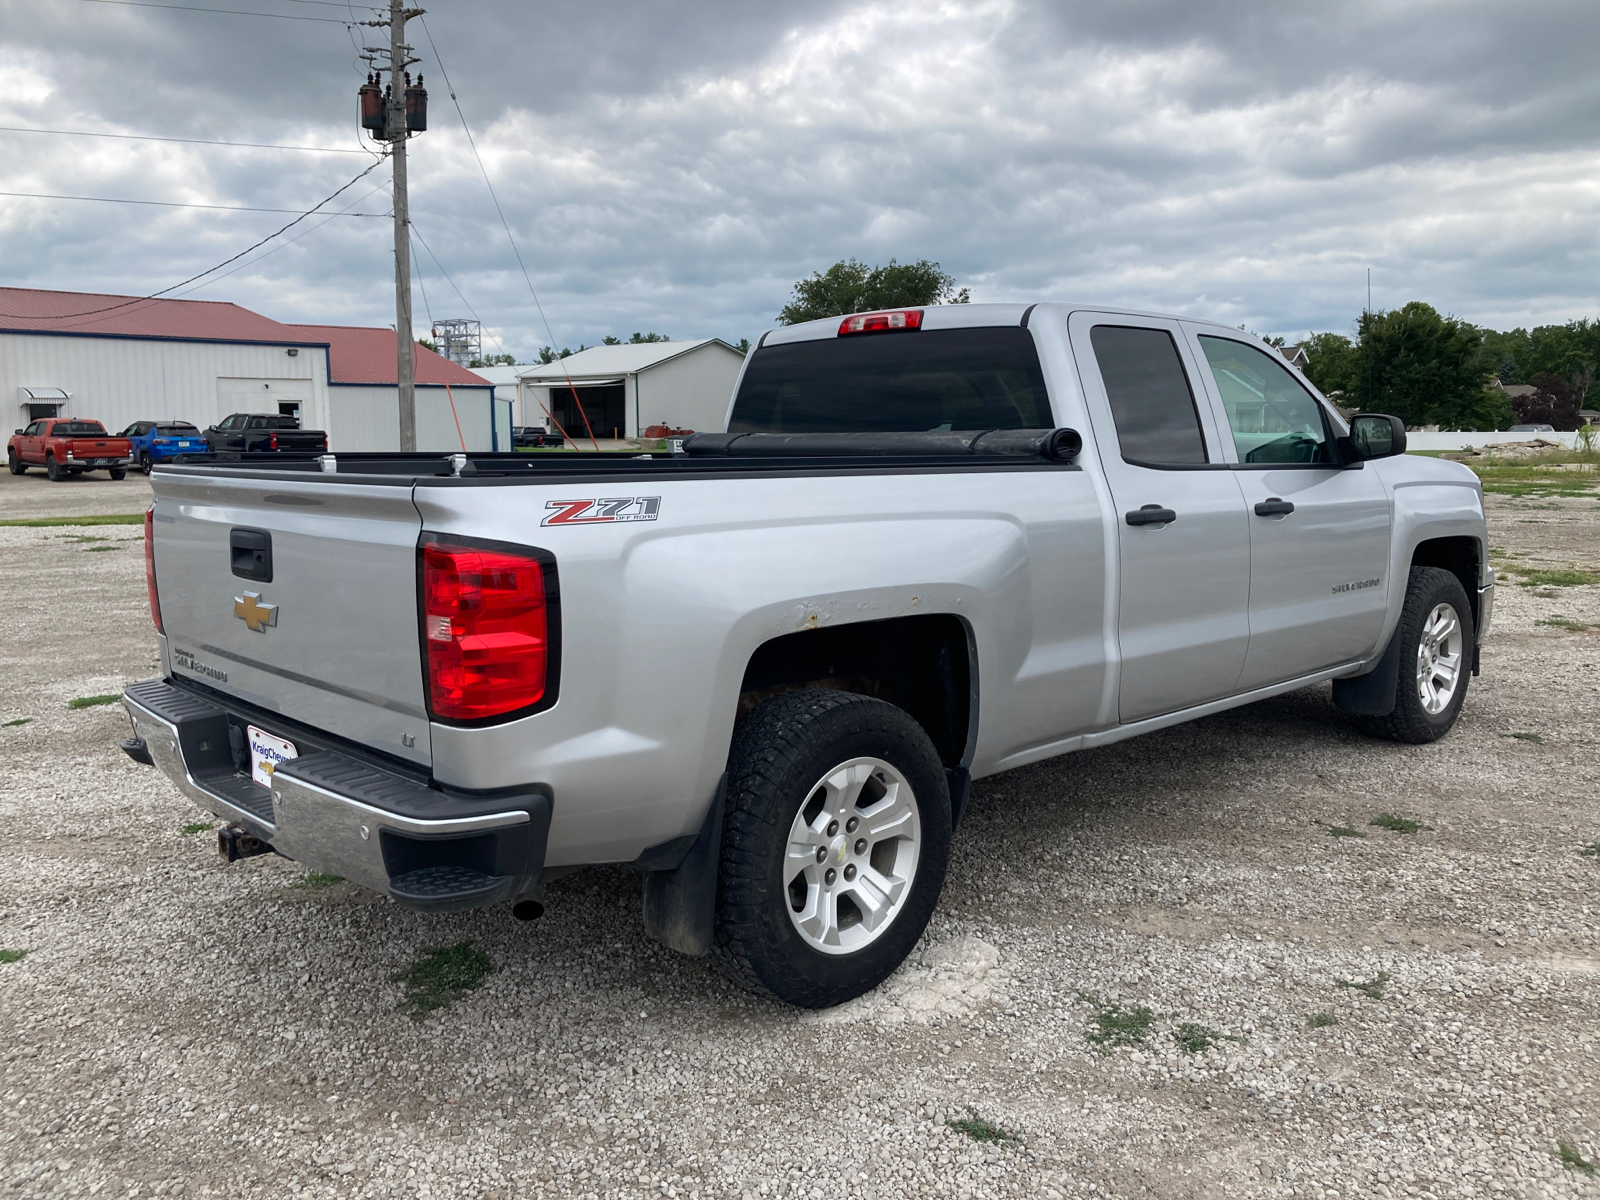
xmin=247 ymin=725 xmax=298 ymax=788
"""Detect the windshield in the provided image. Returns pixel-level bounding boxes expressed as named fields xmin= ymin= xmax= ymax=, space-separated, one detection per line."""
xmin=728 ymin=327 xmax=1053 ymax=433
xmin=54 ymin=421 xmax=108 ymax=436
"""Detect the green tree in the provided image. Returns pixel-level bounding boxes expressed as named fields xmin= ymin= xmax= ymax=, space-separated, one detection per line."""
xmin=629 ymin=332 xmax=669 ymax=343
xmin=1300 ymin=332 xmax=1359 ymax=399
xmin=602 ymin=336 xmax=622 ymax=345
xmin=468 ymin=353 xmax=517 ymax=368
xmin=1355 ymin=302 xmax=1496 ymax=428
xmin=417 ymin=338 xmax=439 ymax=354
xmin=735 ymin=337 xmax=751 ymax=354
xmin=777 ymin=258 xmax=970 ymax=325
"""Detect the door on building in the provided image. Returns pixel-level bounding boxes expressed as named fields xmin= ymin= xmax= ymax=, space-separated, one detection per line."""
xmin=1068 ymin=313 xmax=1253 ymax=723
xmin=551 ymin=384 xmax=626 ymax=440
xmin=1183 ymin=329 xmax=1393 ymax=691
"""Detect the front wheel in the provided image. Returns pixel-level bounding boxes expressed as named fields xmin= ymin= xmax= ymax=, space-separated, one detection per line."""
xmin=6 ymin=449 xmax=22 ymax=475
xmin=712 ymin=689 xmax=952 ymax=1008
xmin=1359 ymin=566 xmax=1474 ymax=744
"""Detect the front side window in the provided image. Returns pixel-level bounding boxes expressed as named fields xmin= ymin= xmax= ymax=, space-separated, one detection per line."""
xmin=24 ymin=422 xmax=42 ymax=437
xmin=1089 ymin=325 xmax=1208 ymax=465
xmin=217 ymin=416 xmax=240 ymax=430
xmin=1197 ymin=336 xmax=1332 ymax=464
xmin=728 ymin=327 xmax=1052 ymax=434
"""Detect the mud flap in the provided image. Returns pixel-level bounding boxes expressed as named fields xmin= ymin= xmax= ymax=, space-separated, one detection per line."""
xmin=1331 ymin=627 xmax=1402 ymax=717
xmin=641 ymin=775 xmax=726 ymax=957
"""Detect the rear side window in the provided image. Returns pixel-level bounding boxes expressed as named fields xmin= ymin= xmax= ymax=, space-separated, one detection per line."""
xmin=1088 ymin=325 xmax=1207 ymax=465
xmin=728 ymin=327 xmax=1053 ymax=434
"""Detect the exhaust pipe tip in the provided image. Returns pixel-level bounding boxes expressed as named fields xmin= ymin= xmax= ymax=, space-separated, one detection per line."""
xmin=511 ymin=899 xmax=544 ymax=922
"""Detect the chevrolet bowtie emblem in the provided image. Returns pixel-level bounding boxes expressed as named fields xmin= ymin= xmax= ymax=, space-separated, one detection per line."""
xmin=234 ymin=591 xmax=278 ymax=633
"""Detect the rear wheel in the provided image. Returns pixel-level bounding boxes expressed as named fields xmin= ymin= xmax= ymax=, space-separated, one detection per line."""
xmin=109 ymin=467 xmax=127 ymax=481
xmin=6 ymin=448 xmax=22 ymax=475
xmin=1359 ymin=566 xmax=1473 ymax=744
xmin=139 ymin=451 xmax=153 ymax=474
xmin=45 ymin=453 xmax=63 ymax=482
xmin=712 ymin=689 xmax=951 ymax=1008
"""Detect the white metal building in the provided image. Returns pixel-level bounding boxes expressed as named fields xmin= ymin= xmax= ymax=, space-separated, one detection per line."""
xmin=515 ymin=339 xmax=747 ymax=438
xmin=0 ymin=287 xmax=500 ymax=451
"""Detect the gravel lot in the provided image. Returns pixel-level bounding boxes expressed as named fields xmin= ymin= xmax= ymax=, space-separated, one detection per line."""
xmin=1 ymin=467 xmax=1597 ymax=1200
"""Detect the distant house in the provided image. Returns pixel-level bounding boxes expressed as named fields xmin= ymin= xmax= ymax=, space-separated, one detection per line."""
xmin=516 ymin=339 xmax=747 ymax=439
xmin=0 ymin=286 xmax=498 ymax=451
xmin=1497 ymin=383 xmax=1538 ymax=400
xmin=1277 ymin=345 xmax=1310 ymax=369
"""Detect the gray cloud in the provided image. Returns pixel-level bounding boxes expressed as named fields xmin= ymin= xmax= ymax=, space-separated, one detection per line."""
xmin=2 ymin=0 xmax=1598 ymax=355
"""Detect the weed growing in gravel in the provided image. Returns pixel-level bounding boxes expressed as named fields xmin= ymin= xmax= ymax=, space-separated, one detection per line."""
xmin=1335 ymin=971 xmax=1391 ymax=1000
xmin=1556 ymin=1139 xmax=1596 ymax=1176
xmin=180 ymin=822 xmax=214 ymax=836
xmin=1077 ymin=993 xmax=1155 ymax=1052
xmin=57 ymin=534 xmax=109 ymax=542
xmin=392 ymin=942 xmax=493 ymax=1019
xmin=945 ymin=1110 xmax=1018 ymax=1145
xmin=0 ymin=949 xmax=29 ymax=964
xmin=291 ymin=872 xmax=344 ymax=890
xmin=1539 ymin=615 xmax=1596 ymax=632
xmin=84 ymin=545 xmax=121 ymax=553
xmin=67 ymin=695 xmax=121 ymax=709
xmin=1370 ymin=813 xmax=1432 ymax=834
xmin=0 ymin=514 xmax=143 ymax=527
xmin=3 ymin=718 xmax=28 ymax=727
xmin=1307 ymin=1012 xmax=1338 ymax=1029
xmin=1319 ymin=822 xmax=1366 ymax=838
xmin=1515 ymin=569 xmax=1599 ymax=588
xmin=1505 ymin=731 xmax=1545 ymax=744
xmin=1172 ymin=1023 xmax=1243 ymax=1054
xmin=1580 ymin=842 xmax=1600 ymax=858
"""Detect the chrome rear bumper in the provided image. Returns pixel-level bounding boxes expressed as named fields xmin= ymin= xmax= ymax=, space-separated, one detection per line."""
xmin=122 ymin=678 xmax=550 ymax=911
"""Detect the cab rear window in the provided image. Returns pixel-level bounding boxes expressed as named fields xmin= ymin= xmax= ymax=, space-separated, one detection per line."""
xmin=728 ymin=327 xmax=1052 ymax=433
xmin=53 ymin=421 xmax=108 ymax=436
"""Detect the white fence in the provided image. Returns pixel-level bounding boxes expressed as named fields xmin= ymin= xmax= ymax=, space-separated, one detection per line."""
xmin=1405 ymin=430 xmax=1584 ymax=452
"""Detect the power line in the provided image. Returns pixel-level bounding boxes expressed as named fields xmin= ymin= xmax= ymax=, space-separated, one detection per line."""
xmin=0 ymin=124 xmax=367 ymax=154
xmin=0 ymin=156 xmax=388 ymax=321
xmin=407 ymin=220 xmax=508 ymax=359
xmin=0 ymin=189 xmax=386 ymax=215
xmin=74 ymin=0 xmax=358 ymax=21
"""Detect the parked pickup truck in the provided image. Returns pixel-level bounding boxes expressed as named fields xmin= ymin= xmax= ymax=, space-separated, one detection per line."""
xmin=122 ymin=303 xmax=1493 ymax=1008
xmin=204 ymin=413 xmax=328 ymax=454
xmin=8 ymin=418 xmax=132 ymax=480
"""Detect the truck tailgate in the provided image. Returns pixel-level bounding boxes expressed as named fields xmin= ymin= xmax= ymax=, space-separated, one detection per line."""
xmin=152 ymin=472 xmax=430 ymax=766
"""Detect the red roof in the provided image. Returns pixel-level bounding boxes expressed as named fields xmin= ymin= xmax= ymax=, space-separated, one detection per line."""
xmin=284 ymin=324 xmax=489 ymax=386
xmin=0 ymin=286 xmax=306 ymax=342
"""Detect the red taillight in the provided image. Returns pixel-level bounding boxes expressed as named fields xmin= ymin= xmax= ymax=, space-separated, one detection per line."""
xmin=144 ymin=506 xmax=163 ymax=634
xmin=422 ymin=540 xmax=551 ymax=722
xmin=838 ymin=309 xmax=923 ymax=335
xmin=268 ymin=432 xmax=278 ymax=451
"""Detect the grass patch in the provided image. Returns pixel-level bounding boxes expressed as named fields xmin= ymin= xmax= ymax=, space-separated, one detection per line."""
xmin=0 ymin=949 xmax=29 ymax=964
xmin=1580 ymin=842 xmax=1600 ymax=858
xmin=1335 ymin=970 xmax=1391 ymax=1000
xmin=83 ymin=545 xmax=121 ymax=552
xmin=1539 ymin=615 xmax=1596 ymax=632
xmin=1307 ymin=1011 xmax=1338 ymax=1029
xmin=0 ymin=513 xmax=144 ymax=527
xmin=180 ymin=822 xmax=214 ymax=836
xmin=1077 ymin=992 xmax=1155 ymax=1052
xmin=392 ymin=941 xmax=493 ymax=1018
xmin=1556 ymin=1138 xmax=1596 ymax=1177
xmin=290 ymin=872 xmax=344 ymax=890
xmin=1370 ymin=813 xmax=1432 ymax=834
xmin=1320 ymin=821 xmax=1366 ymax=839
xmin=1514 ymin=569 xmax=1599 ymax=588
xmin=57 ymin=534 xmax=110 ymax=542
xmin=3 ymin=718 xmax=28 ymax=727
xmin=945 ymin=1110 xmax=1019 ymax=1145
xmin=1504 ymin=731 xmax=1545 ymax=744
xmin=67 ymin=694 xmax=120 ymax=709
xmin=1172 ymin=1022 xmax=1243 ymax=1054
xmin=1461 ymin=456 xmax=1600 ymax=499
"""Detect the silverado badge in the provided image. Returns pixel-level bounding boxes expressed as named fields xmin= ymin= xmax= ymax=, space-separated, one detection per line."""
xmin=234 ymin=591 xmax=279 ymax=633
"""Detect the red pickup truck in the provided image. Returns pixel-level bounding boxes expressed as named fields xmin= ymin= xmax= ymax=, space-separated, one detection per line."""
xmin=8 ymin=418 xmax=134 ymax=481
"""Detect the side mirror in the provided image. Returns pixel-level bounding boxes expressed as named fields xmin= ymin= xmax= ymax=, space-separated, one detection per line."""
xmin=13 ymin=429 xmax=21 ymax=435
xmin=1345 ymin=413 xmax=1406 ymax=461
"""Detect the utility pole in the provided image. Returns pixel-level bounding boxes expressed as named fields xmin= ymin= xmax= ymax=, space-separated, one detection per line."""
xmin=359 ymin=3 xmax=426 ymax=451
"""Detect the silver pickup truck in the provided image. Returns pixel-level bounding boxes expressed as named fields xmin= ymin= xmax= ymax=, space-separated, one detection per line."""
xmin=122 ymin=302 xmax=1493 ymax=1008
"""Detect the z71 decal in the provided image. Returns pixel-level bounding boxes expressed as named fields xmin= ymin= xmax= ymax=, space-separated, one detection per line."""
xmin=542 ymin=497 xmax=662 ymax=526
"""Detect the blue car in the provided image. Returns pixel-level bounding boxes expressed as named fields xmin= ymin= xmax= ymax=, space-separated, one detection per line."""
xmin=119 ymin=421 xmax=207 ymax=474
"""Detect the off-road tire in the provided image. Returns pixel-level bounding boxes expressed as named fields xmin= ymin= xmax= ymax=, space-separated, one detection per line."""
xmin=45 ymin=453 xmax=62 ymax=482
xmin=108 ymin=467 xmax=127 ymax=481
xmin=7 ymin=449 xmax=23 ymax=475
xmin=711 ymin=688 xmax=952 ymax=1008
xmin=1358 ymin=566 xmax=1474 ymax=744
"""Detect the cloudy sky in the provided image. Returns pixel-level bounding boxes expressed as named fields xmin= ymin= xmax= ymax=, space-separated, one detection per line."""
xmin=2 ymin=0 xmax=1597 ymax=356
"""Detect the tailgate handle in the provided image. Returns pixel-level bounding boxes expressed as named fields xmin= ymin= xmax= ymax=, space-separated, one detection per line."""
xmin=230 ymin=528 xmax=273 ymax=582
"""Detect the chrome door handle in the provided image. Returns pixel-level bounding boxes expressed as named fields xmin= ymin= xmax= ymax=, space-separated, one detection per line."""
xmin=1125 ymin=504 xmax=1177 ymax=527
xmin=1253 ymin=497 xmax=1295 ymax=517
